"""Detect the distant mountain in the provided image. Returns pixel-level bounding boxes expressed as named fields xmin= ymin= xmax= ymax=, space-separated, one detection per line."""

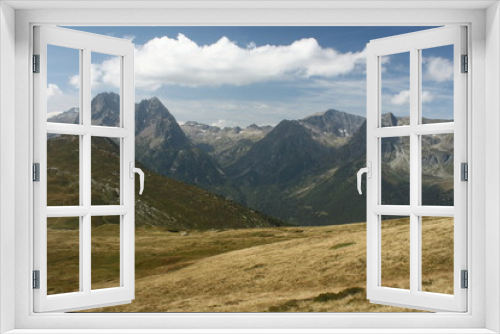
xmin=298 ymin=109 xmax=365 ymax=147
xmin=92 ymin=92 xmax=121 ymax=126
xmin=47 ymin=134 xmax=286 ymax=230
xmin=134 ymin=97 xmax=227 ymax=187
xmin=181 ymin=121 xmax=273 ymax=167
xmin=227 ymin=120 xmax=329 ymax=186
xmin=381 ymin=112 xmax=453 ymax=127
xmin=182 ymin=109 xmax=365 ymax=167
xmin=48 ymin=107 xmax=79 ymax=124
xmin=223 ymin=113 xmax=453 ymax=225
xmin=48 ymin=93 xmax=228 ymax=189
xmin=381 ymin=112 xmax=401 ymax=127
xmin=48 ymin=95 xmax=454 ymax=227
xmin=47 ymin=92 xmax=121 ymax=126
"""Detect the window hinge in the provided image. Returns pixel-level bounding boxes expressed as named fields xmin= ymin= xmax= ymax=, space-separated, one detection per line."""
xmin=33 ymin=54 xmax=40 ymax=73
xmin=461 ymin=270 xmax=468 ymax=289
xmin=33 ymin=163 xmax=40 ymax=182
xmin=461 ymin=162 xmax=468 ymax=181
xmin=461 ymin=54 xmax=468 ymax=73
xmin=33 ymin=270 xmax=40 ymax=289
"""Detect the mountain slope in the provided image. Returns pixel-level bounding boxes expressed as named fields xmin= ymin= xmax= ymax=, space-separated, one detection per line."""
xmin=92 ymin=92 xmax=121 ymax=126
xmin=221 ymin=116 xmax=453 ymax=226
xmin=48 ymin=93 xmax=228 ymax=188
xmin=134 ymin=97 xmax=227 ymax=187
xmin=47 ymin=135 xmax=285 ymax=230
xmin=227 ymin=120 xmax=329 ymax=186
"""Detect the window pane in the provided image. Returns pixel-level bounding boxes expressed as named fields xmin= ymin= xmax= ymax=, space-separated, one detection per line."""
xmin=421 ymin=216 xmax=454 ymax=294
xmin=381 ymin=52 xmax=410 ymax=127
xmin=91 ymin=137 xmax=121 ymax=205
xmin=381 ymin=215 xmax=410 ymax=290
xmin=91 ymin=215 xmax=121 ymax=290
xmin=421 ymin=134 xmax=454 ymax=206
xmin=46 ymin=45 xmax=80 ymax=124
xmin=47 ymin=134 xmax=80 ymax=206
xmin=91 ymin=52 xmax=121 ymax=127
xmin=47 ymin=217 xmax=80 ymax=295
xmin=381 ymin=136 xmax=410 ymax=205
xmin=421 ymin=45 xmax=454 ymax=124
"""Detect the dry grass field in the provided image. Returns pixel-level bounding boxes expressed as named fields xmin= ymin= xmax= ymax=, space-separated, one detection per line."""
xmin=47 ymin=217 xmax=454 ymax=312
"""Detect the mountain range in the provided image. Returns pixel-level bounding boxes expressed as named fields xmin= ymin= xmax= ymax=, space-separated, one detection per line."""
xmin=48 ymin=92 xmax=453 ymax=226
xmin=47 ymin=132 xmax=286 ymax=230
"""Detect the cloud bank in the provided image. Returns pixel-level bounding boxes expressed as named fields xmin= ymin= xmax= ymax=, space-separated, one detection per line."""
xmin=85 ymin=34 xmax=366 ymax=91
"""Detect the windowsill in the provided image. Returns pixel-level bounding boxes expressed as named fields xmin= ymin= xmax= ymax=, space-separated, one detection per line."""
xmin=3 ymin=329 xmax=498 ymax=334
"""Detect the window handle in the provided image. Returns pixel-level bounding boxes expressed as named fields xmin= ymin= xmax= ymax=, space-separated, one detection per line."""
xmin=129 ymin=162 xmax=145 ymax=195
xmin=357 ymin=162 xmax=371 ymax=195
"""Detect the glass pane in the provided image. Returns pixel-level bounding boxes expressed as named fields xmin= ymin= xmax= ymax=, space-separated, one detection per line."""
xmin=91 ymin=52 xmax=121 ymax=127
xmin=381 ymin=215 xmax=410 ymax=289
xmin=47 ymin=134 xmax=80 ymax=206
xmin=47 ymin=45 xmax=80 ymax=124
xmin=91 ymin=137 xmax=121 ymax=205
xmin=47 ymin=217 xmax=80 ymax=295
xmin=381 ymin=136 xmax=410 ymax=205
xmin=381 ymin=52 xmax=410 ymax=127
xmin=421 ymin=45 xmax=454 ymax=124
xmin=91 ymin=216 xmax=121 ymax=290
xmin=421 ymin=134 xmax=454 ymax=206
xmin=421 ymin=216 xmax=454 ymax=294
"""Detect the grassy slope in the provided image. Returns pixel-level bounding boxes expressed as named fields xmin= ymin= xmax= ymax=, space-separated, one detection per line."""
xmin=50 ymin=216 xmax=454 ymax=313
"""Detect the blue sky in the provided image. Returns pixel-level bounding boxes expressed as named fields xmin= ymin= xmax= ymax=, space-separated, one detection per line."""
xmin=47 ymin=26 xmax=454 ymax=126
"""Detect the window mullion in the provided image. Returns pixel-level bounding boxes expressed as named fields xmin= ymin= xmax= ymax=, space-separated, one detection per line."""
xmin=409 ymin=47 xmax=420 ymax=294
xmin=82 ymin=47 xmax=92 ymax=294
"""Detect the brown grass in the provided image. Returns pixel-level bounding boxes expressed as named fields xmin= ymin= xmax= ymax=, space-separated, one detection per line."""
xmin=46 ymin=217 xmax=454 ymax=312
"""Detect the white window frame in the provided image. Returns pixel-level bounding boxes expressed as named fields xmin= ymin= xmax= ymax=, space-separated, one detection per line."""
xmin=1 ymin=1 xmax=499 ymax=333
xmin=33 ymin=26 xmax=136 ymax=313
xmin=365 ymin=26 xmax=468 ymax=312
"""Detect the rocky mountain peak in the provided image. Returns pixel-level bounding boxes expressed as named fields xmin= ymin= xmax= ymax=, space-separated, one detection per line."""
xmin=227 ymin=119 xmax=327 ymax=185
xmin=245 ymin=124 xmax=261 ymax=131
xmin=271 ymin=119 xmax=307 ymax=137
xmin=91 ymin=92 xmax=120 ymax=127
xmin=299 ymin=108 xmax=365 ymax=141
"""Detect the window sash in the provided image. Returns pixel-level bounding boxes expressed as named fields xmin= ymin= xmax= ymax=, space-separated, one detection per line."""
xmin=32 ymin=25 xmax=136 ymax=313
xmin=365 ymin=26 xmax=468 ymax=312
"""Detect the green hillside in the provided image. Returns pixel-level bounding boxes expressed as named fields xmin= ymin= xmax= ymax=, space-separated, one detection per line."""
xmin=47 ymin=135 xmax=286 ymax=231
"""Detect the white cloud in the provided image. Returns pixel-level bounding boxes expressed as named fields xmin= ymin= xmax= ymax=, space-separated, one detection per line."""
xmin=46 ymin=83 xmax=79 ymax=116
xmin=391 ymin=89 xmax=434 ymax=105
xmin=391 ymin=90 xmax=410 ymax=105
xmin=86 ymin=34 xmax=366 ymax=91
xmin=70 ymin=60 xmax=121 ymax=93
xmin=421 ymin=91 xmax=434 ymax=103
xmin=47 ymin=83 xmax=63 ymax=99
xmin=69 ymin=75 xmax=80 ymax=89
xmin=424 ymin=56 xmax=453 ymax=82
